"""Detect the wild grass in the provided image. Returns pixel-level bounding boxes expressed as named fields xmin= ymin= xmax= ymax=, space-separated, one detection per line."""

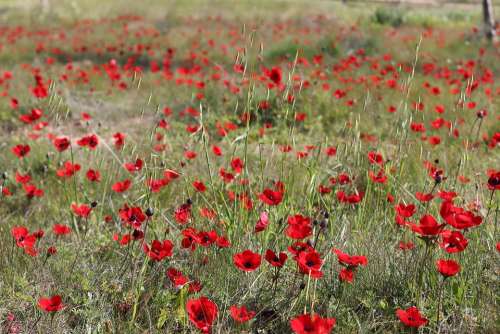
xmin=0 ymin=1 xmax=498 ymax=333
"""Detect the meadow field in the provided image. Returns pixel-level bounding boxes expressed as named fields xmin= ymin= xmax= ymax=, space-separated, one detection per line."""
xmin=0 ymin=0 xmax=498 ymax=333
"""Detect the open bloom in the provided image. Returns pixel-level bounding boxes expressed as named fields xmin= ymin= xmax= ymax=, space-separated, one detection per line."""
xmin=230 ymin=305 xmax=256 ymax=323
xmin=143 ymin=240 xmax=174 ymax=261
xmin=259 ymin=188 xmax=283 ymax=206
xmin=233 ymin=250 xmax=261 ymax=272
xmin=396 ymin=306 xmax=428 ymax=328
xmin=38 ymin=295 xmax=64 ymax=312
xmin=410 ymin=214 xmax=444 ymax=237
xmin=290 ymin=313 xmax=336 ymax=334
xmin=436 ymin=259 xmax=460 ymax=277
xmin=186 ymin=296 xmax=218 ymax=333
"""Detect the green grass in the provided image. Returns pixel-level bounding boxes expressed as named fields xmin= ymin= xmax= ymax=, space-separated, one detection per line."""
xmin=0 ymin=1 xmax=498 ymax=333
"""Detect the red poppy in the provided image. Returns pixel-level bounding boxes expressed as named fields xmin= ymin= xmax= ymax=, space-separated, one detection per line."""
xmin=332 ymin=249 xmax=368 ymax=267
xmin=290 ymin=313 xmax=336 ymax=334
xmin=113 ymin=132 xmax=126 ymax=148
xmin=286 ymin=214 xmax=312 ymax=239
xmin=266 ymin=66 xmax=282 ymax=85
xmin=175 ymin=203 xmax=192 ymax=224
xmin=193 ymin=180 xmax=207 ymax=192
xmin=112 ymin=179 xmax=131 ymax=193
xmin=15 ymin=172 xmax=31 ymax=184
xmin=436 ymin=259 xmax=460 ymax=277
xmin=11 ymin=144 xmax=30 ymax=158
xmin=265 ymin=249 xmax=288 ymax=267
xmin=71 ymin=203 xmax=91 ymax=218
xmin=487 ymin=171 xmax=500 ymax=191
xmin=440 ymin=201 xmax=482 ymax=230
xmin=119 ymin=205 xmax=146 ymax=228
xmin=19 ymin=108 xmax=43 ymax=123
xmin=297 ymin=249 xmax=323 ymax=278
xmin=233 ymin=250 xmax=261 ymax=272
xmin=410 ymin=214 xmax=444 ymax=237
xmin=186 ymin=296 xmax=218 ymax=333
xmin=76 ymin=134 xmax=99 ymax=149
xmin=166 ymin=267 xmax=189 ymax=288
xmin=230 ymin=305 xmax=255 ymax=323
xmin=212 ymin=145 xmax=222 ymax=156
xmin=415 ymin=192 xmax=434 ymax=202
xmin=57 ymin=161 xmax=81 ymax=178
xmin=53 ymin=137 xmax=71 ymax=152
xmin=231 ymin=158 xmax=244 ymax=174
xmin=339 ymin=268 xmax=354 ymax=283
xmin=396 ymin=306 xmax=428 ymax=328
xmin=143 ymin=240 xmax=174 ymax=261
xmin=124 ymin=159 xmax=143 ymax=173
xmin=259 ymin=188 xmax=283 ymax=206
xmin=395 ymin=203 xmax=416 ymax=217
xmin=367 ymin=151 xmax=383 ymax=165
xmin=38 ymin=295 xmax=64 ymax=312
xmin=86 ymin=169 xmax=101 ymax=182
xmin=23 ymin=183 xmax=44 ymax=198
xmin=439 ymin=230 xmax=468 ymax=253
xmin=53 ymin=224 xmax=71 ymax=236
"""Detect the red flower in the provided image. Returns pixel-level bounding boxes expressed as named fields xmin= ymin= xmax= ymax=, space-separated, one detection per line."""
xmin=193 ymin=180 xmax=207 ymax=192
xmin=339 ymin=268 xmax=354 ymax=282
xmin=332 ymin=249 xmax=368 ymax=267
xmin=436 ymin=259 xmax=460 ymax=277
xmin=175 ymin=203 xmax=192 ymax=224
xmin=38 ymin=295 xmax=64 ymax=312
xmin=259 ymin=188 xmax=283 ymax=206
xmin=113 ymin=132 xmax=126 ymax=148
xmin=487 ymin=171 xmax=500 ymax=191
xmin=367 ymin=151 xmax=383 ymax=165
xmin=266 ymin=66 xmax=282 ymax=85
xmin=231 ymin=157 xmax=244 ymax=174
xmin=15 ymin=172 xmax=31 ymax=184
xmin=415 ymin=192 xmax=434 ymax=202
xmin=395 ymin=203 xmax=416 ymax=217
xmin=112 ymin=179 xmax=131 ymax=193
xmin=396 ymin=306 xmax=428 ymax=328
xmin=230 ymin=305 xmax=255 ymax=323
xmin=119 ymin=204 xmax=146 ymax=228
xmin=23 ymin=183 xmax=44 ymax=198
xmin=143 ymin=240 xmax=174 ymax=261
xmin=212 ymin=145 xmax=222 ymax=156
xmin=286 ymin=215 xmax=312 ymax=239
xmin=233 ymin=250 xmax=261 ymax=272
xmin=186 ymin=296 xmax=218 ymax=333
xmin=53 ymin=137 xmax=71 ymax=152
xmin=11 ymin=226 xmax=35 ymax=248
xmin=57 ymin=161 xmax=81 ymax=178
xmin=124 ymin=159 xmax=143 ymax=173
xmin=76 ymin=134 xmax=99 ymax=149
xmin=19 ymin=108 xmax=43 ymax=123
xmin=440 ymin=201 xmax=482 ymax=230
xmin=410 ymin=214 xmax=444 ymax=237
xmin=290 ymin=313 xmax=336 ymax=334
xmin=166 ymin=267 xmax=188 ymax=288
xmin=71 ymin=203 xmax=91 ymax=218
xmin=53 ymin=224 xmax=71 ymax=236
xmin=297 ymin=249 xmax=323 ymax=278
xmin=265 ymin=249 xmax=288 ymax=267
xmin=439 ymin=230 xmax=468 ymax=253
xmin=11 ymin=144 xmax=30 ymax=158
xmin=86 ymin=169 xmax=101 ymax=182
